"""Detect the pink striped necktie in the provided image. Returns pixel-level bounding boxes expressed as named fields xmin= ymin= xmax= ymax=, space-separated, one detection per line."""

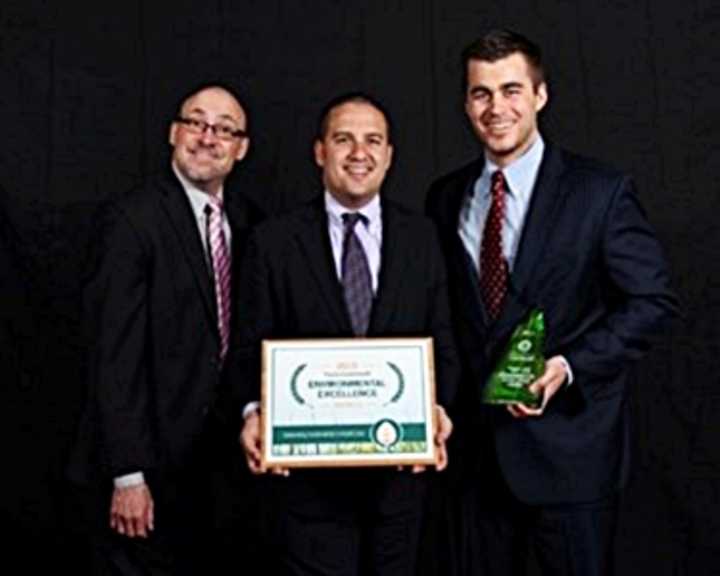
xmin=205 ymin=198 xmax=231 ymax=362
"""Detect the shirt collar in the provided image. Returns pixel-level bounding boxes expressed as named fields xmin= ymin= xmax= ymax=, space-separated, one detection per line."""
xmin=172 ymin=162 xmax=224 ymax=218
xmin=324 ymin=190 xmax=382 ymax=232
xmin=481 ymin=134 xmax=545 ymax=201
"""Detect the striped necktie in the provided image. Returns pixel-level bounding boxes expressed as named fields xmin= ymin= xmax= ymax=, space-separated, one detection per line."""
xmin=205 ymin=199 xmax=231 ymax=361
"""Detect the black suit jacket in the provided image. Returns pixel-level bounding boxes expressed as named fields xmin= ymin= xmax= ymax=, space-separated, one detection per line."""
xmin=233 ymin=195 xmax=459 ymax=421
xmin=427 ymin=143 xmax=677 ymax=505
xmin=68 ymin=169 xmax=263 ymax=484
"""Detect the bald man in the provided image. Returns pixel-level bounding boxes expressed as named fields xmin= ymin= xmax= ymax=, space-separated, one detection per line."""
xmin=68 ymin=85 xmax=264 ymax=574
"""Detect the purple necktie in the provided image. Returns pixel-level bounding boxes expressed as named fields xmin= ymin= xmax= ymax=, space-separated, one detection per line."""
xmin=205 ymin=199 xmax=231 ymax=361
xmin=480 ymin=170 xmax=508 ymax=321
xmin=341 ymin=213 xmax=372 ymax=336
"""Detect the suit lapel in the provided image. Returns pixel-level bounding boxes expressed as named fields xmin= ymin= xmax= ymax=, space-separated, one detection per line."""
xmin=490 ymin=145 xmax=567 ymax=343
xmin=157 ymin=173 xmax=217 ymax=328
xmin=368 ymin=202 xmax=411 ymax=334
xmin=444 ymin=160 xmax=491 ymax=333
xmin=294 ymin=199 xmax=351 ymax=331
xmin=225 ymin=191 xmax=251 ymax=279
xmin=225 ymin=192 xmax=249 ymax=237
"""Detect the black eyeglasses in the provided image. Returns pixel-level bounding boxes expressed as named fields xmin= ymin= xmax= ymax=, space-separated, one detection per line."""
xmin=175 ymin=117 xmax=247 ymax=141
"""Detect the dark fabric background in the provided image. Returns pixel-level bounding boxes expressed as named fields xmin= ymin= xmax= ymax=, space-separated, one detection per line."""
xmin=1 ymin=1 xmax=718 ymax=573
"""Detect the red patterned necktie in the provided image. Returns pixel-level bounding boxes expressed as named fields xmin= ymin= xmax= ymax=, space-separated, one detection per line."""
xmin=480 ymin=170 xmax=508 ymax=321
xmin=205 ymin=199 xmax=231 ymax=361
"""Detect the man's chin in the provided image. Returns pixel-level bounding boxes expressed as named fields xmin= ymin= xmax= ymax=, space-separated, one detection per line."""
xmin=485 ymin=135 xmax=516 ymax=153
xmin=184 ymin=168 xmax=217 ymax=185
xmin=485 ymin=141 xmax=523 ymax=164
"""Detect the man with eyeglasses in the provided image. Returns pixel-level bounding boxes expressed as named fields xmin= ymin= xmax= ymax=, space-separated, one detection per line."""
xmin=68 ymin=84 xmax=264 ymax=575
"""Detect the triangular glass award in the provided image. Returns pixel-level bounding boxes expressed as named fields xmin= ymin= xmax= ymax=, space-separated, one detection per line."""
xmin=482 ymin=309 xmax=545 ymax=407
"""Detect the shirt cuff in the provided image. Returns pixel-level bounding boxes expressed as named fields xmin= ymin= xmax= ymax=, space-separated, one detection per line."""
xmin=114 ymin=472 xmax=145 ymax=488
xmin=242 ymin=401 xmax=260 ymax=419
xmin=557 ymin=355 xmax=574 ymax=386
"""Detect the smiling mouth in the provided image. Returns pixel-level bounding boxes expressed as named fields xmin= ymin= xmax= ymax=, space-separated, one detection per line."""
xmin=344 ymin=164 xmax=373 ymax=178
xmin=485 ymin=121 xmax=514 ymax=135
xmin=190 ymin=148 xmax=219 ymax=161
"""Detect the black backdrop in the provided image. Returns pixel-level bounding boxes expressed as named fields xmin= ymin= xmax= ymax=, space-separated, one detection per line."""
xmin=1 ymin=1 xmax=719 ymax=574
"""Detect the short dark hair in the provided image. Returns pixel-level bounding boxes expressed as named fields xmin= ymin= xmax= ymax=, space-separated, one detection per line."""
xmin=316 ymin=92 xmax=393 ymax=143
xmin=461 ymin=29 xmax=545 ymax=93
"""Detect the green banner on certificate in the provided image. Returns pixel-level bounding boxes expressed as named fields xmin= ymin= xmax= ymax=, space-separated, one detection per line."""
xmin=482 ymin=309 xmax=545 ymax=407
xmin=261 ymin=338 xmax=437 ymax=468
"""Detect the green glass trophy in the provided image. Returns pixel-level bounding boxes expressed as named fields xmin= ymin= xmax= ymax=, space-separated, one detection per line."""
xmin=482 ymin=309 xmax=545 ymax=407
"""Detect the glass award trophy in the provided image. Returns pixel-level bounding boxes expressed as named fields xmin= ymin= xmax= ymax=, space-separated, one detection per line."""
xmin=482 ymin=309 xmax=545 ymax=407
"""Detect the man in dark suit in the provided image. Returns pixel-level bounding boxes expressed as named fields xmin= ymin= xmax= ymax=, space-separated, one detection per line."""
xmin=237 ymin=93 xmax=459 ymax=576
xmin=426 ymin=30 xmax=678 ymax=576
xmin=67 ymin=84 xmax=263 ymax=574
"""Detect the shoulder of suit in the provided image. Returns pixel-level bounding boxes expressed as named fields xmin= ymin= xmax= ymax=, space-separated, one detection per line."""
xmin=250 ymin=196 xmax=322 ymax=238
xmin=87 ymin=172 xmax=180 ymax=251
xmin=428 ymin=158 xmax=482 ymax=192
xmin=553 ymin=146 xmax=627 ymax=185
xmin=224 ymin=180 xmax=268 ymax=226
xmin=382 ymin=197 xmax=435 ymax=229
xmin=104 ymin=172 xmax=173 ymax=217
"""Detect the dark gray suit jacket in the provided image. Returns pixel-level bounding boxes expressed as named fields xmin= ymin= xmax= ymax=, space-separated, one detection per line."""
xmin=68 ymin=169 xmax=263 ymax=484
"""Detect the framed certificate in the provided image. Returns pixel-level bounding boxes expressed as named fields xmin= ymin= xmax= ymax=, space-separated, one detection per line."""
xmin=261 ymin=337 xmax=436 ymax=468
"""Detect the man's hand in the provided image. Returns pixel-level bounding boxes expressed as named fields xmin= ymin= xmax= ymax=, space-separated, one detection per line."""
xmin=507 ymin=355 xmax=568 ymax=418
xmin=404 ymin=404 xmax=454 ymax=473
xmin=239 ymin=410 xmax=289 ymax=476
xmin=433 ymin=404 xmax=453 ymax=471
xmin=240 ymin=411 xmax=264 ymax=474
xmin=110 ymin=483 xmax=154 ymax=538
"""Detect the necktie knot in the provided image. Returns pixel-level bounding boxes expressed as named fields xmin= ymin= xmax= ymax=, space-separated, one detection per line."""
xmin=490 ymin=170 xmax=506 ymax=200
xmin=205 ymin=195 xmax=223 ymax=214
xmin=342 ymin=212 xmax=366 ymax=232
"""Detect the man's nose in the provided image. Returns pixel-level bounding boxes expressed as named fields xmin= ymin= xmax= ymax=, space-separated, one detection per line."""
xmin=199 ymin=124 xmax=219 ymax=144
xmin=349 ymin=141 xmax=368 ymax=158
xmin=488 ymin=93 xmax=506 ymax=114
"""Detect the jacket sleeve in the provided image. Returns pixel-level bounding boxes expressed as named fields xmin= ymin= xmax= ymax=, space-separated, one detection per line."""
xmin=562 ymin=177 xmax=679 ymax=399
xmin=90 ymin=205 xmax=158 ymax=477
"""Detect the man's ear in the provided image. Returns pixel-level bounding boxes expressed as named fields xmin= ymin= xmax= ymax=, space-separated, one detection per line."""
xmin=235 ymin=137 xmax=250 ymax=161
xmin=169 ymin=122 xmax=178 ymax=146
xmin=313 ymin=139 xmax=325 ymax=168
xmin=535 ymin=82 xmax=548 ymax=112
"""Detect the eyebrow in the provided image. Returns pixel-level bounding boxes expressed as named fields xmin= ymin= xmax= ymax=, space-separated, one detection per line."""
xmin=469 ymin=81 xmax=525 ymax=95
xmin=500 ymin=81 xmax=524 ymax=90
xmin=330 ymin=130 xmax=386 ymax=139
xmin=185 ymin=107 xmax=241 ymax=124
